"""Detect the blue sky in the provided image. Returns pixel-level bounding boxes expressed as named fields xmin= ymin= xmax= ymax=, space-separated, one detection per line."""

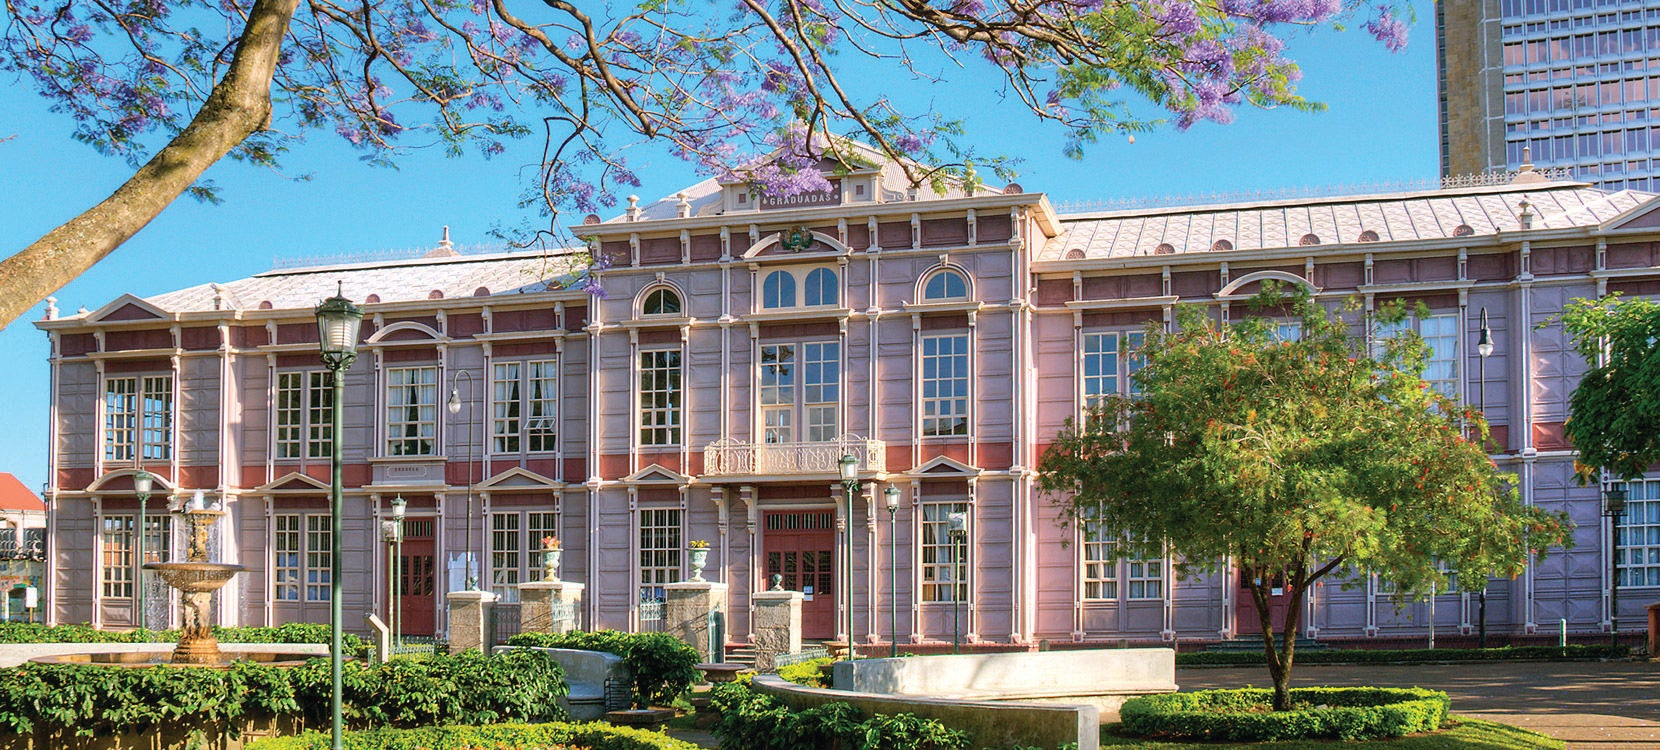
xmin=0 ymin=6 xmax=1437 ymax=492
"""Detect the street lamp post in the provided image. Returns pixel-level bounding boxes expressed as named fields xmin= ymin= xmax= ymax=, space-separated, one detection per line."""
xmin=131 ymin=469 xmax=153 ymax=630
xmin=1604 ymin=485 xmax=1627 ymax=647
xmin=448 ymin=373 xmax=480 ymax=590
xmin=947 ymin=511 xmax=967 ymax=654
xmin=838 ymin=454 xmax=859 ymax=661
xmin=388 ymin=494 xmax=407 ymax=654
xmin=884 ymin=486 xmax=900 ymax=658
xmin=314 ymin=283 xmax=363 ymax=750
xmin=1475 ymin=308 xmax=1494 ymax=649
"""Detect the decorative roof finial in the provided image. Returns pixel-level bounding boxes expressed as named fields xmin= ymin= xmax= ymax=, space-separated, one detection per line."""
xmin=42 ymin=297 xmax=56 ymax=321
xmin=626 ymin=195 xmax=642 ymax=222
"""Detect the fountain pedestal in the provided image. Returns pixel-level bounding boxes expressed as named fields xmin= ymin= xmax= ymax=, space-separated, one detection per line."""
xmin=143 ymin=507 xmax=245 ymax=665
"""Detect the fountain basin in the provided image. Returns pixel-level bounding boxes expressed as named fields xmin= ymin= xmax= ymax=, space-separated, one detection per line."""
xmin=29 ymin=649 xmax=316 ymax=669
xmin=143 ymin=562 xmax=246 ymax=593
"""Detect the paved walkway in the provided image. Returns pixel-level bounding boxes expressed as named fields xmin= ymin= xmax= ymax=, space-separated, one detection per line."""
xmin=1178 ymin=661 xmax=1660 ymax=748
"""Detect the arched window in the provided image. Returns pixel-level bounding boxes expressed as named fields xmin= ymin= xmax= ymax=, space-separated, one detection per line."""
xmin=643 ymin=287 xmax=681 ymax=316
xmin=804 ymin=268 xmax=838 ymax=307
xmin=922 ymin=269 xmax=969 ymax=302
xmin=763 ymin=270 xmax=796 ymax=309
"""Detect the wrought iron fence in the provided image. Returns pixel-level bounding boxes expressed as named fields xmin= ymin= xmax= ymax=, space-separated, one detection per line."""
xmin=392 ymin=636 xmax=439 ymax=657
xmin=549 ymin=599 xmax=579 ymax=632
xmin=638 ymin=598 xmax=665 ymax=633
xmin=772 ymin=647 xmax=830 ymax=668
xmin=491 ymin=602 xmax=523 ymax=647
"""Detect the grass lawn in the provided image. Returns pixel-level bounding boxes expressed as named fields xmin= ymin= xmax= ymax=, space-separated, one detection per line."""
xmin=1100 ymin=716 xmax=1564 ymax=749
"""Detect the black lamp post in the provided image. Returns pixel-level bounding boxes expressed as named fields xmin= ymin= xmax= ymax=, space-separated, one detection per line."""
xmin=131 ymin=469 xmax=153 ymax=630
xmin=884 ymin=486 xmax=900 ymax=658
xmin=947 ymin=511 xmax=967 ymax=654
xmin=314 ymin=282 xmax=362 ymax=750
xmin=838 ymin=453 xmax=859 ymax=661
xmin=1475 ymin=307 xmax=1494 ymax=649
xmin=1605 ymin=485 xmax=1628 ymax=647
xmin=448 ymin=373 xmax=480 ymax=590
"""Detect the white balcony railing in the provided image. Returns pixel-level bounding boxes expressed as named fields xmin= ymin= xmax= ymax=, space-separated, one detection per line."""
xmin=703 ymin=434 xmax=886 ymax=477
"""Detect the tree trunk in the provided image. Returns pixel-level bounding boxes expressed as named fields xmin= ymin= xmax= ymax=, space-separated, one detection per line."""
xmin=0 ymin=0 xmax=300 ymax=330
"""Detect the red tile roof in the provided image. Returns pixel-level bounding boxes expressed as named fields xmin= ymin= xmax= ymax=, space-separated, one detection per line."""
xmin=0 ymin=474 xmax=44 ymax=512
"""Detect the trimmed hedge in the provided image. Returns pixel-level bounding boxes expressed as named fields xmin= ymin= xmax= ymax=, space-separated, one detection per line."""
xmin=710 ymin=679 xmax=967 ymax=750
xmin=508 ymin=630 xmax=700 ymax=707
xmin=1119 ymin=687 xmax=1450 ymax=742
xmin=246 ymin=722 xmax=701 ymax=750
xmin=0 ymin=622 xmax=370 ymax=654
xmin=1178 ymin=644 xmax=1629 ymax=667
xmin=0 ymin=648 xmax=565 ymax=738
xmin=776 ymin=656 xmax=832 ymax=687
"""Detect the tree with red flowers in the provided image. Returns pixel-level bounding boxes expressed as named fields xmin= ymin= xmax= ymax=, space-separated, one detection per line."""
xmin=1038 ymin=289 xmax=1568 ymax=711
xmin=0 ymin=0 xmax=1416 ymax=328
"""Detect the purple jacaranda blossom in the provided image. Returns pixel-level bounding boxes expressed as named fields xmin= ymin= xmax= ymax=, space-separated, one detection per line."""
xmin=1365 ymin=6 xmax=1409 ymax=52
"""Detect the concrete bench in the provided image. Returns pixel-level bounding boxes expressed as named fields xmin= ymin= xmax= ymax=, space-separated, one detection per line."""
xmin=498 ymin=646 xmax=632 ymax=720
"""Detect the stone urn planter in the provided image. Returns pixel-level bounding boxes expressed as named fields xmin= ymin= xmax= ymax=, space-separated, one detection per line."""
xmin=540 ymin=537 xmax=563 ymax=582
xmin=688 ymin=543 xmax=710 ymax=582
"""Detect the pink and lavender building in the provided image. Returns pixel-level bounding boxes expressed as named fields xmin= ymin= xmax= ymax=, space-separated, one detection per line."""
xmin=34 ymin=155 xmax=1660 ymax=646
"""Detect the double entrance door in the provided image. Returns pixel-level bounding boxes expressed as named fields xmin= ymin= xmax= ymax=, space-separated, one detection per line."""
xmin=763 ymin=510 xmax=836 ymax=639
xmin=390 ymin=517 xmax=437 ymax=637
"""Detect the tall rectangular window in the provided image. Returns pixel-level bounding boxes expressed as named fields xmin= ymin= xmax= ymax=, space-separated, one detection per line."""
xmin=639 ymin=508 xmax=682 ymax=602
xmin=386 ymin=366 xmax=437 ymax=456
xmin=759 ymin=341 xmax=840 ymax=444
xmin=1616 ymin=480 xmax=1660 ymax=587
xmin=491 ymin=360 xmax=559 ymax=454
xmin=921 ymin=334 xmax=970 ymax=436
xmin=491 ymin=512 xmax=522 ymax=597
xmin=105 ymin=376 xmax=172 ymax=462
xmin=276 ymin=372 xmax=333 ymax=459
xmin=639 ymin=350 xmax=682 ymax=446
xmin=1421 ymin=314 xmax=1459 ymax=399
xmin=306 ymin=515 xmax=332 ymax=602
xmin=920 ymin=501 xmax=969 ymax=602
xmin=1125 ymin=331 xmax=1148 ymax=396
xmin=274 ymin=515 xmax=303 ymax=601
xmin=1081 ymin=333 xmax=1119 ymax=412
xmin=101 ymin=515 xmax=134 ymax=599
xmin=1080 ymin=511 xmax=1118 ymax=601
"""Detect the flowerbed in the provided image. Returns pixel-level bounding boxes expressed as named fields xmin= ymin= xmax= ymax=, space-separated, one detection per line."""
xmin=710 ymin=679 xmax=967 ymax=750
xmin=1118 ymin=687 xmax=1449 ymax=742
xmin=247 ymin=722 xmax=700 ymax=750
xmin=0 ymin=622 xmax=370 ymax=654
xmin=1177 ymin=644 xmax=1628 ymax=667
xmin=508 ymin=630 xmax=700 ymax=707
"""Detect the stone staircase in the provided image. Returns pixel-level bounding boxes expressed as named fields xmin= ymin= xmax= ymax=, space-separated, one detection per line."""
xmin=721 ymin=644 xmax=757 ymax=668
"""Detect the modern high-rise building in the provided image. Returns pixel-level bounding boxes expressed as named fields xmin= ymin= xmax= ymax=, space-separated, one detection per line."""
xmin=1437 ymin=0 xmax=1660 ymax=190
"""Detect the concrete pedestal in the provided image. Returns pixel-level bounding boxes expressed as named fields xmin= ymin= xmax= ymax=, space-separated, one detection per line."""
xmin=519 ymin=581 xmax=585 ymax=635
xmin=751 ymin=590 xmax=803 ymax=672
xmin=446 ymin=589 xmax=497 ymax=654
xmin=665 ymin=581 xmax=728 ymax=662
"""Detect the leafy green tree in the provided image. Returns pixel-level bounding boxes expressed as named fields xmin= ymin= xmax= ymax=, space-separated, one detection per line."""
xmin=1559 ymin=294 xmax=1660 ymax=483
xmin=1037 ymin=290 xmax=1568 ymax=711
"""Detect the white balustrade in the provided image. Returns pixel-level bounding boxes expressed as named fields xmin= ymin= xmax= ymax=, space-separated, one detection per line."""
xmin=703 ymin=434 xmax=886 ymax=476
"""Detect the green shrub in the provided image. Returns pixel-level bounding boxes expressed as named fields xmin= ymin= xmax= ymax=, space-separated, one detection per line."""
xmin=709 ymin=680 xmax=967 ymax=750
xmin=0 ymin=648 xmax=565 ymax=738
xmin=1177 ymin=643 xmax=1629 ymax=667
xmin=776 ymin=657 xmax=833 ymax=687
xmin=508 ymin=630 xmax=700 ymax=708
xmin=1118 ymin=687 xmax=1450 ymax=742
xmin=246 ymin=721 xmax=700 ymax=750
xmin=0 ymin=622 xmax=369 ymax=655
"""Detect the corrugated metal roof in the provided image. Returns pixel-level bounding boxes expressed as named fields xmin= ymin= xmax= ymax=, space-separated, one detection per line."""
xmin=1042 ymin=182 xmax=1654 ymax=261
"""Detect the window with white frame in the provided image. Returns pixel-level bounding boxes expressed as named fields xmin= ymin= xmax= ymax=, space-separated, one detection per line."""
xmin=639 ymin=350 xmax=682 ymax=446
xmin=386 ymin=366 xmax=438 ymax=456
xmin=1374 ymin=313 xmax=1458 ymax=398
xmin=492 ymin=361 xmax=558 ymax=454
xmin=921 ymin=334 xmax=970 ymax=436
xmin=1126 ymin=547 xmax=1163 ymax=600
xmin=273 ymin=514 xmax=332 ymax=603
xmin=489 ymin=509 xmax=561 ymax=602
xmin=761 ymin=267 xmax=839 ymax=310
xmin=1081 ymin=330 xmax=1148 ymax=410
xmin=105 ymin=375 xmax=172 ymax=462
xmin=101 ymin=515 xmax=134 ymax=599
xmin=639 ymin=508 xmax=682 ymax=602
xmin=276 ymin=371 xmax=333 ymax=460
xmin=923 ymin=269 xmax=969 ymax=302
xmin=1080 ymin=511 xmax=1118 ymax=600
xmin=759 ymin=342 xmax=840 ymax=444
xmin=642 ymin=287 xmax=682 ymax=316
xmin=1616 ymin=479 xmax=1660 ymax=587
xmin=1124 ymin=331 xmax=1147 ymax=396
xmin=920 ymin=501 xmax=970 ymax=602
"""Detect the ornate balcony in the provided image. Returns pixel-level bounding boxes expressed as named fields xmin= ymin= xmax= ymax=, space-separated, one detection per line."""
xmin=703 ymin=434 xmax=886 ymax=477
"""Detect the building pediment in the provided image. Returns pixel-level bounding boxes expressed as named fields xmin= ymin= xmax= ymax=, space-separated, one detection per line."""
xmin=86 ymin=468 xmax=178 ymax=494
xmin=911 ymin=456 xmax=977 ymax=476
xmin=477 ymin=467 xmax=561 ymax=490
xmin=626 ymin=464 xmax=688 ymax=484
xmin=254 ymin=472 xmax=331 ymax=493
xmin=87 ymin=294 xmax=169 ymax=323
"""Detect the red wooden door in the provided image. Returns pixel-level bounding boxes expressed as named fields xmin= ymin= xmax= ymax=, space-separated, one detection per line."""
xmin=1236 ymin=568 xmax=1294 ymax=636
xmin=397 ymin=517 xmax=437 ymax=636
xmin=763 ymin=510 xmax=835 ymax=639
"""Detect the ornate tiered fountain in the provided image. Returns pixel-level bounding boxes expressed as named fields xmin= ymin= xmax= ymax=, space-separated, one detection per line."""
xmin=142 ymin=494 xmax=246 ymax=664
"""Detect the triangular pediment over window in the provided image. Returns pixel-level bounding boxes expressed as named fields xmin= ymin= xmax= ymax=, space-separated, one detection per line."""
xmin=912 ymin=456 xmax=977 ymax=476
xmin=88 ymin=294 xmax=168 ymax=323
xmin=255 ymin=472 xmax=331 ymax=493
xmin=477 ymin=467 xmax=561 ymax=490
xmin=626 ymin=464 xmax=687 ymax=484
